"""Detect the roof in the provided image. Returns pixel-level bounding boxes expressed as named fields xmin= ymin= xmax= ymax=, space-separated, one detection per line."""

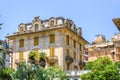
xmin=113 ymin=18 xmax=120 ymax=31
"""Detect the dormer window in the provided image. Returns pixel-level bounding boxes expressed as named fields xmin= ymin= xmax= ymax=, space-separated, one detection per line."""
xmin=18 ymin=23 xmax=26 ymax=33
xmin=35 ymin=24 xmax=39 ymax=31
xmin=50 ymin=20 xmax=54 ymax=27
xmin=65 ymin=19 xmax=70 ymax=28
xmin=20 ymin=26 xmax=24 ymax=32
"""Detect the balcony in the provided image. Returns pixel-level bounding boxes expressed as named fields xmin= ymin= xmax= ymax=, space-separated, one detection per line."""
xmin=47 ymin=56 xmax=58 ymax=63
xmin=15 ymin=59 xmax=26 ymax=64
xmin=65 ymin=56 xmax=74 ymax=63
xmin=79 ymin=61 xmax=85 ymax=66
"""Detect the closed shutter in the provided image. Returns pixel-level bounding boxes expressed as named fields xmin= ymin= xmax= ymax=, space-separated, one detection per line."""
xmin=34 ymin=37 xmax=39 ymax=46
xmin=50 ymin=34 xmax=55 ymax=44
xmin=19 ymin=51 xmax=23 ymax=60
xmin=34 ymin=50 xmax=39 ymax=59
xmin=50 ymin=47 xmax=54 ymax=57
xmin=66 ymin=49 xmax=69 ymax=56
xmin=19 ymin=39 xmax=24 ymax=48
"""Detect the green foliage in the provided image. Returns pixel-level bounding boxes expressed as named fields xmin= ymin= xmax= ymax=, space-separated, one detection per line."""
xmin=0 ymin=54 xmax=4 ymax=66
xmin=0 ymin=45 xmax=4 ymax=51
xmin=11 ymin=62 xmax=67 ymax=80
xmin=28 ymin=51 xmax=35 ymax=58
xmin=45 ymin=66 xmax=67 ymax=80
xmin=11 ymin=62 xmax=36 ymax=80
xmin=81 ymin=56 xmax=120 ymax=80
xmin=39 ymin=52 xmax=47 ymax=59
xmin=114 ymin=62 xmax=120 ymax=68
xmin=84 ymin=61 xmax=94 ymax=70
xmin=0 ymin=67 xmax=15 ymax=80
xmin=0 ymin=45 xmax=4 ymax=67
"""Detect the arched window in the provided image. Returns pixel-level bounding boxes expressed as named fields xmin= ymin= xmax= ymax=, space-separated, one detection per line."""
xmin=35 ymin=24 xmax=39 ymax=31
xmin=20 ymin=26 xmax=24 ymax=32
xmin=50 ymin=20 xmax=54 ymax=27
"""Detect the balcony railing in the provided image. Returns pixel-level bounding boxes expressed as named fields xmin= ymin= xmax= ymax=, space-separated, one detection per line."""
xmin=15 ymin=59 xmax=26 ymax=64
xmin=47 ymin=56 xmax=58 ymax=63
xmin=65 ymin=56 xmax=74 ymax=63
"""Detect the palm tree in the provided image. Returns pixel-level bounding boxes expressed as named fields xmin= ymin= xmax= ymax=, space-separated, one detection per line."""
xmin=28 ymin=51 xmax=35 ymax=64
xmin=39 ymin=52 xmax=47 ymax=68
xmin=0 ymin=45 xmax=4 ymax=68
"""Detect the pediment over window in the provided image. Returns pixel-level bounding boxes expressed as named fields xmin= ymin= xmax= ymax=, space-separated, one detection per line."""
xmin=64 ymin=19 xmax=71 ymax=28
xmin=77 ymin=27 xmax=82 ymax=36
xmin=18 ymin=23 xmax=26 ymax=34
xmin=48 ymin=17 xmax=56 ymax=27
xmin=71 ymin=24 xmax=76 ymax=31
xmin=31 ymin=16 xmax=42 ymax=31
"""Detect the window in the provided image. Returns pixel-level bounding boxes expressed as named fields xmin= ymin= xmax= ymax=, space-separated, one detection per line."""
xmin=50 ymin=20 xmax=54 ymax=27
xmin=73 ymin=40 xmax=76 ymax=48
xmin=34 ymin=37 xmax=39 ymax=46
xmin=66 ymin=35 xmax=69 ymax=45
xmin=19 ymin=39 xmax=24 ymax=48
xmin=74 ymin=66 xmax=78 ymax=70
xmin=118 ymin=48 xmax=120 ymax=52
xmin=50 ymin=34 xmax=55 ymax=44
xmin=66 ymin=63 xmax=70 ymax=70
xmin=34 ymin=50 xmax=39 ymax=59
xmin=74 ymin=52 xmax=76 ymax=60
xmin=19 ymin=51 xmax=23 ymax=60
xmin=50 ymin=47 xmax=54 ymax=57
xmin=79 ymin=43 xmax=82 ymax=51
xmin=80 ymin=55 xmax=82 ymax=61
xmin=50 ymin=63 xmax=55 ymax=66
xmin=85 ymin=57 xmax=88 ymax=61
xmin=35 ymin=24 xmax=39 ymax=31
xmin=66 ymin=49 xmax=70 ymax=56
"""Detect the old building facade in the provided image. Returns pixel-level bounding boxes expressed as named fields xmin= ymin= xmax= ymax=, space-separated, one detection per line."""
xmin=7 ymin=16 xmax=88 ymax=71
xmin=84 ymin=34 xmax=120 ymax=63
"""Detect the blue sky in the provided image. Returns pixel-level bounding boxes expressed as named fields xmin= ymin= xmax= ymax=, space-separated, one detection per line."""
xmin=0 ymin=0 xmax=120 ymax=43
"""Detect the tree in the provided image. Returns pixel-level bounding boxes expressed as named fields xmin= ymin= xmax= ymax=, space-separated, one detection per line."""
xmin=84 ymin=61 xmax=94 ymax=70
xmin=11 ymin=62 xmax=67 ymax=80
xmin=28 ymin=51 xmax=35 ymax=64
xmin=35 ymin=66 xmax=49 ymax=80
xmin=39 ymin=52 xmax=47 ymax=68
xmin=0 ymin=67 xmax=15 ymax=80
xmin=28 ymin=51 xmax=47 ymax=68
xmin=81 ymin=56 xmax=120 ymax=80
xmin=114 ymin=62 xmax=120 ymax=68
xmin=11 ymin=62 xmax=36 ymax=80
xmin=0 ymin=45 xmax=4 ymax=68
xmin=45 ymin=66 xmax=67 ymax=80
